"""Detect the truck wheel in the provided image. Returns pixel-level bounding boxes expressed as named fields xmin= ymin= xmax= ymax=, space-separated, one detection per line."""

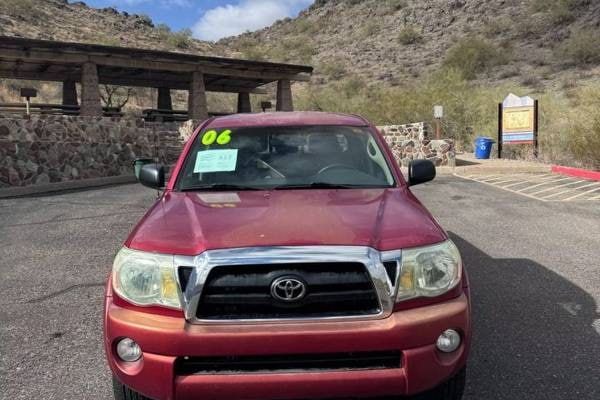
xmin=411 ymin=367 xmax=466 ymax=400
xmin=112 ymin=376 xmax=152 ymax=400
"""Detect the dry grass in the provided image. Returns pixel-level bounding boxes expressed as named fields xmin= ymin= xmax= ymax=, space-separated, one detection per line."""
xmin=296 ymin=68 xmax=600 ymax=169
xmin=443 ymin=37 xmax=509 ymax=80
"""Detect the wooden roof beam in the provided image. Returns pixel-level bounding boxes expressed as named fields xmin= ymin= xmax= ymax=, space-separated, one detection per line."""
xmin=0 ymin=49 xmax=311 ymax=82
xmin=0 ymin=68 xmax=267 ymax=93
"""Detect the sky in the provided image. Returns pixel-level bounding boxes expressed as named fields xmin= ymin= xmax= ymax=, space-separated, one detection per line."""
xmin=81 ymin=0 xmax=313 ymax=42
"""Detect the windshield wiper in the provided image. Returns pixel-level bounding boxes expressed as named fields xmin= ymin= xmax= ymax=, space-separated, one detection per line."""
xmin=180 ymin=184 xmax=263 ymax=192
xmin=273 ymin=182 xmax=374 ymax=190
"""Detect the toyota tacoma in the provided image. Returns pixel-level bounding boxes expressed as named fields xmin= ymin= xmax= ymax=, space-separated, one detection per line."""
xmin=104 ymin=112 xmax=471 ymax=400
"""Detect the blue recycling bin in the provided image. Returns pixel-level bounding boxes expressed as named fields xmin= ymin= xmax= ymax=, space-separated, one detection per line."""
xmin=474 ymin=137 xmax=495 ymax=159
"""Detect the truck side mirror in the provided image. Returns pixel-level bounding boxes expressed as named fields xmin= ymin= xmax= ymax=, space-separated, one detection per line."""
xmin=138 ymin=163 xmax=165 ymax=189
xmin=408 ymin=159 xmax=436 ymax=186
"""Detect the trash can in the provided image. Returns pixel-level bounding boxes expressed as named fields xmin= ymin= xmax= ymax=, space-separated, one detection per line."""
xmin=133 ymin=158 xmax=153 ymax=179
xmin=474 ymin=137 xmax=495 ymax=159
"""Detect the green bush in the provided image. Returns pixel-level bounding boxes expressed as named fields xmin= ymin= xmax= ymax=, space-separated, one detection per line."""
xmin=385 ymin=0 xmax=407 ymax=11
xmin=320 ymin=62 xmax=347 ymax=80
xmin=443 ymin=37 xmax=508 ymax=80
xmin=397 ymin=26 xmax=423 ymax=45
xmin=361 ymin=20 xmax=381 ymax=37
xmin=556 ymin=29 xmax=600 ymax=65
xmin=530 ymin=0 xmax=588 ymax=23
xmin=295 ymin=18 xmax=320 ymax=35
xmin=567 ymin=85 xmax=600 ymax=169
xmin=156 ymin=24 xmax=192 ymax=49
xmin=268 ymin=36 xmax=317 ymax=64
xmin=235 ymin=36 xmax=266 ymax=61
xmin=483 ymin=16 xmax=511 ymax=38
xmin=137 ymin=14 xmax=154 ymax=27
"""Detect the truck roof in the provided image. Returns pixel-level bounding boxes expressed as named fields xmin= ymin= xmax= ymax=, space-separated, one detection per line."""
xmin=206 ymin=111 xmax=370 ymax=129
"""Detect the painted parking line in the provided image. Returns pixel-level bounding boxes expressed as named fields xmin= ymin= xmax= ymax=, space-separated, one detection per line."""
xmin=514 ymin=177 xmax=573 ymax=193
xmin=496 ymin=174 xmax=557 ymax=188
xmin=588 ymin=192 xmax=600 ymax=201
xmin=561 ymin=183 xmax=600 ymax=201
xmin=529 ymin=180 xmax=585 ymax=196
xmin=455 ymin=172 xmax=600 ymax=202
xmin=540 ymin=181 xmax=597 ymax=200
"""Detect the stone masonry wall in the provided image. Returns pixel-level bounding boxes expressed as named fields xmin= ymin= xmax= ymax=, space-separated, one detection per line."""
xmin=0 ymin=116 xmax=454 ymax=189
xmin=0 ymin=114 xmax=193 ymax=188
xmin=378 ymin=122 xmax=455 ymax=167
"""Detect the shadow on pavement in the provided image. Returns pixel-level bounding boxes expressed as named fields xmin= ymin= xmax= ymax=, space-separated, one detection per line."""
xmin=449 ymin=233 xmax=600 ymax=400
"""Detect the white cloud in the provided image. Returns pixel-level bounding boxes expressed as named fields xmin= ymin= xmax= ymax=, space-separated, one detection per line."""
xmin=192 ymin=0 xmax=312 ymax=42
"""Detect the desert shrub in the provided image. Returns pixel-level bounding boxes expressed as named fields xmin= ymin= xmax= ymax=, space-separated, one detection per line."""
xmin=270 ymin=36 xmax=317 ymax=64
xmin=483 ymin=16 xmax=511 ymax=38
xmin=295 ymin=18 xmax=320 ymax=35
xmin=443 ymin=37 xmax=508 ymax=79
xmin=94 ymin=36 xmax=122 ymax=46
xmin=320 ymin=62 xmax=347 ymax=80
xmin=397 ymin=26 xmax=423 ymax=45
xmin=156 ymin=24 xmax=192 ymax=49
xmin=556 ymin=29 xmax=600 ymax=65
xmin=361 ymin=20 xmax=381 ymax=37
xmin=385 ymin=0 xmax=407 ymax=11
xmin=235 ymin=36 xmax=266 ymax=61
xmin=137 ymin=14 xmax=154 ymax=27
xmin=566 ymin=85 xmax=600 ymax=169
xmin=530 ymin=0 xmax=589 ymax=23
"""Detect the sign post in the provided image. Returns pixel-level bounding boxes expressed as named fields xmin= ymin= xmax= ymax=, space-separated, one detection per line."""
xmin=499 ymin=93 xmax=538 ymax=159
xmin=433 ymin=105 xmax=443 ymax=139
xmin=20 ymin=88 xmax=37 ymax=116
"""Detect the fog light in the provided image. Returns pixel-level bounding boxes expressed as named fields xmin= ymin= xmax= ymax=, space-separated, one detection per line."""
xmin=436 ymin=329 xmax=461 ymax=353
xmin=116 ymin=338 xmax=142 ymax=362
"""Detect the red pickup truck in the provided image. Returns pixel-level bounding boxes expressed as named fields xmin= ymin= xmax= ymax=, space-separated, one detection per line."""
xmin=104 ymin=112 xmax=470 ymax=400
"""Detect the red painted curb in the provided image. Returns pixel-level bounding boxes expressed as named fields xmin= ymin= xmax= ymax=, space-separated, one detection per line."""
xmin=551 ymin=165 xmax=600 ymax=181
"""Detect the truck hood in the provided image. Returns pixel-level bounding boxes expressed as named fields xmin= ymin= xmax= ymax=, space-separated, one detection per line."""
xmin=126 ymin=188 xmax=447 ymax=256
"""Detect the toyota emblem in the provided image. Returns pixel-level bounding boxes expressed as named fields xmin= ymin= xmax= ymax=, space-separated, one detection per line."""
xmin=270 ymin=276 xmax=307 ymax=302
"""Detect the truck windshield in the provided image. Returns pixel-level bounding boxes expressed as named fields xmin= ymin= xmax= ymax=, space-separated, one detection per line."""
xmin=176 ymin=125 xmax=396 ymax=191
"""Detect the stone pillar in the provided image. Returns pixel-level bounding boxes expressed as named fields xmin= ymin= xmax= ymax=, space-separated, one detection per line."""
xmin=80 ymin=62 xmax=102 ymax=117
xmin=157 ymin=87 xmax=173 ymax=110
xmin=237 ymin=92 xmax=251 ymax=113
xmin=62 ymin=80 xmax=78 ymax=106
xmin=276 ymin=79 xmax=293 ymax=112
xmin=188 ymin=71 xmax=208 ymax=120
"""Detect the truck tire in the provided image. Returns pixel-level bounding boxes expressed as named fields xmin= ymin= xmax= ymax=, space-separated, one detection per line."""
xmin=112 ymin=376 xmax=152 ymax=400
xmin=411 ymin=367 xmax=466 ymax=400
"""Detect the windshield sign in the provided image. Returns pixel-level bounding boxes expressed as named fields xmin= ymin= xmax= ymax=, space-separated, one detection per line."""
xmin=177 ymin=125 xmax=396 ymax=191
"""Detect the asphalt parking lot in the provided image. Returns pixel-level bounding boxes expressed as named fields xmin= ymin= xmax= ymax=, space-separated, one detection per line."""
xmin=1 ymin=175 xmax=599 ymax=400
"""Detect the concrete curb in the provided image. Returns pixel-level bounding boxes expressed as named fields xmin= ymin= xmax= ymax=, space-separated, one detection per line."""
xmin=0 ymin=175 xmax=137 ymax=198
xmin=552 ymin=165 xmax=600 ymax=181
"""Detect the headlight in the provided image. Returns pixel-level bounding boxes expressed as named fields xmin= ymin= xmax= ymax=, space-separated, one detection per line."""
xmin=392 ymin=239 xmax=462 ymax=302
xmin=112 ymin=247 xmax=181 ymax=309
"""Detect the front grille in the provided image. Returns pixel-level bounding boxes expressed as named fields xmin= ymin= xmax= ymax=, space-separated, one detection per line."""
xmin=195 ymin=262 xmax=380 ymax=320
xmin=175 ymin=351 xmax=401 ymax=375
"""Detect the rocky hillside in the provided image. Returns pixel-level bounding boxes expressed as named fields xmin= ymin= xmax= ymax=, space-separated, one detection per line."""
xmin=224 ymin=0 xmax=600 ymax=89
xmin=0 ymin=0 xmax=217 ymax=54
xmin=1 ymin=0 xmax=598 ymax=90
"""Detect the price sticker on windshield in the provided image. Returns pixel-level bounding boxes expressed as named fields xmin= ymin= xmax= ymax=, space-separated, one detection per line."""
xmin=202 ymin=129 xmax=232 ymax=146
xmin=194 ymin=149 xmax=238 ymax=173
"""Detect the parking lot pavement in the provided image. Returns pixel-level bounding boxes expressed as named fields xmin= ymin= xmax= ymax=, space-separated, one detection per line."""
xmin=456 ymin=172 xmax=600 ymax=202
xmin=1 ymin=177 xmax=599 ymax=400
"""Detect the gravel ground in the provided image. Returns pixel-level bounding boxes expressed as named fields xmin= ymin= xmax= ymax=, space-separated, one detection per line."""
xmin=0 ymin=176 xmax=599 ymax=400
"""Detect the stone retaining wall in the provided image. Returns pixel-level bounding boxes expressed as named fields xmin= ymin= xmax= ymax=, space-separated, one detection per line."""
xmin=0 ymin=114 xmax=192 ymax=188
xmin=378 ymin=122 xmax=455 ymax=167
xmin=0 ymin=116 xmax=455 ymax=189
